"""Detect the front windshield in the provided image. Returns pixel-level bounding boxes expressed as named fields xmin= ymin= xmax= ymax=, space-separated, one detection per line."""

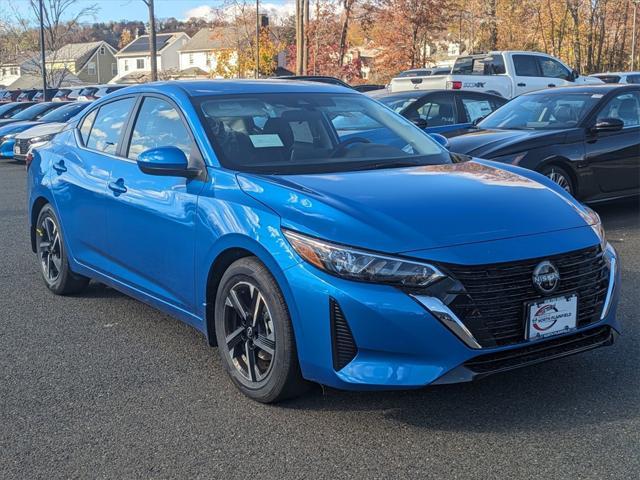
xmin=39 ymin=102 xmax=89 ymax=122
xmin=376 ymin=95 xmax=420 ymax=113
xmin=12 ymin=103 xmax=58 ymax=121
xmin=195 ymin=93 xmax=449 ymax=174
xmin=479 ymin=92 xmax=600 ymax=130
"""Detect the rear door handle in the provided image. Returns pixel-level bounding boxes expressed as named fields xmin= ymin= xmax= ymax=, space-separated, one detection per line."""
xmin=52 ymin=160 xmax=66 ymax=174
xmin=108 ymin=178 xmax=127 ymax=196
xmin=517 ymin=82 xmax=526 ymax=87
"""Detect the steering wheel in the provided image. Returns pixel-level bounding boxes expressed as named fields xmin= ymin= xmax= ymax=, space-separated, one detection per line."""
xmin=330 ymin=137 xmax=371 ymax=158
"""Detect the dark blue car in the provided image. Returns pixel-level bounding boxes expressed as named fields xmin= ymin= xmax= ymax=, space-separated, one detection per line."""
xmin=27 ymin=81 xmax=619 ymax=402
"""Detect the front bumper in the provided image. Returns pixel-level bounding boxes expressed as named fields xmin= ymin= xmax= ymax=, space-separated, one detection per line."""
xmin=0 ymin=139 xmax=15 ymax=158
xmin=283 ymin=243 xmax=620 ymax=390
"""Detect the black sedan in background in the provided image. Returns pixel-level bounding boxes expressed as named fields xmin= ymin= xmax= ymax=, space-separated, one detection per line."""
xmin=370 ymin=89 xmax=507 ymax=134
xmin=447 ymin=85 xmax=640 ymax=202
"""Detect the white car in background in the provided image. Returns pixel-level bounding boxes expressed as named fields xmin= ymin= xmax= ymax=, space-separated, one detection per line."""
xmin=589 ymin=72 xmax=640 ymax=84
xmin=390 ymin=51 xmax=603 ymax=98
xmin=13 ymin=122 xmax=66 ymax=162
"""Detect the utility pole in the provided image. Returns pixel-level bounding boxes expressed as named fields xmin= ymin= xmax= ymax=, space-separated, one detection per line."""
xmin=142 ymin=0 xmax=158 ymax=81
xmin=632 ymin=0 xmax=640 ymax=71
xmin=38 ymin=0 xmax=47 ymax=101
xmin=255 ymin=0 xmax=260 ymax=78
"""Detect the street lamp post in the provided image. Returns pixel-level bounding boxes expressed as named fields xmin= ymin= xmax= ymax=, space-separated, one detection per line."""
xmin=142 ymin=0 xmax=158 ymax=81
xmin=256 ymin=0 xmax=260 ymax=79
xmin=38 ymin=0 xmax=47 ymax=101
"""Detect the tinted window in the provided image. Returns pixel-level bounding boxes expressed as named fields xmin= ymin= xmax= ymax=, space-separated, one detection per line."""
xmin=79 ymin=110 xmax=97 ymax=145
xmin=595 ymin=75 xmax=621 ymax=84
xmin=413 ymin=95 xmax=456 ymax=126
xmin=376 ymin=94 xmax=421 ymax=113
xmin=479 ymin=92 xmax=600 ymax=130
xmin=453 ymin=55 xmax=505 ymax=75
xmin=460 ymin=96 xmax=500 ymax=123
xmin=86 ymin=98 xmax=135 ymax=154
xmin=11 ymin=103 xmax=59 ymax=121
xmin=196 ymin=93 xmax=448 ymax=174
xmin=513 ymin=55 xmax=539 ymax=76
xmin=596 ymin=92 xmax=640 ymax=128
xmin=626 ymin=75 xmax=640 ymax=84
xmin=39 ymin=102 xmax=89 ymax=123
xmin=538 ymin=57 xmax=571 ymax=80
xmin=128 ymin=97 xmax=196 ymax=162
xmin=0 ymin=103 xmax=30 ymax=118
xmin=397 ymin=69 xmax=431 ymax=78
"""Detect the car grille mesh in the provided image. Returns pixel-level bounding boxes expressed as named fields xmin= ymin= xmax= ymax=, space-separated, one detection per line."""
xmin=443 ymin=246 xmax=609 ymax=347
xmin=15 ymin=138 xmax=29 ymax=156
xmin=329 ymin=298 xmax=357 ymax=370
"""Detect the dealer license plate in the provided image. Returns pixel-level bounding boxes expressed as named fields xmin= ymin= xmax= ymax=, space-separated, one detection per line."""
xmin=526 ymin=294 xmax=578 ymax=340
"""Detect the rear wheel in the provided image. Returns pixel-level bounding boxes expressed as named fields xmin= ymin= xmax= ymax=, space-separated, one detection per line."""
xmin=540 ymin=165 xmax=574 ymax=195
xmin=214 ymin=257 xmax=308 ymax=403
xmin=35 ymin=204 xmax=89 ymax=295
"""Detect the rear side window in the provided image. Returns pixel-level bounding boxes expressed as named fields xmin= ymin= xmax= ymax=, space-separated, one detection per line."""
xmin=127 ymin=97 xmax=196 ymax=162
xmin=513 ymin=55 xmax=540 ymax=77
xmin=626 ymin=75 xmax=640 ymax=84
xmin=85 ymin=98 xmax=136 ymax=155
xmin=460 ymin=96 xmax=501 ymax=123
xmin=413 ymin=95 xmax=456 ymax=126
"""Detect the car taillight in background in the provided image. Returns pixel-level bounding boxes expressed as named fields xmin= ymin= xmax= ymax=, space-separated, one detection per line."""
xmin=447 ymin=80 xmax=463 ymax=90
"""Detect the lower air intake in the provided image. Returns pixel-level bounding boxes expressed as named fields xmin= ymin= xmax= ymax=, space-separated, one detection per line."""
xmin=330 ymin=298 xmax=357 ymax=371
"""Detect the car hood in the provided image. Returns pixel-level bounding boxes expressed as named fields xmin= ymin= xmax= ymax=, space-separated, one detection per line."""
xmin=0 ymin=121 xmax=40 ymax=136
xmin=446 ymin=128 xmax=571 ymax=158
xmin=15 ymin=122 xmax=65 ymax=139
xmin=238 ymin=161 xmax=592 ymax=254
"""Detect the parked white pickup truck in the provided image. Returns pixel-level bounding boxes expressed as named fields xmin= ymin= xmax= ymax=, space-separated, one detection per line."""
xmin=389 ymin=51 xmax=603 ymax=98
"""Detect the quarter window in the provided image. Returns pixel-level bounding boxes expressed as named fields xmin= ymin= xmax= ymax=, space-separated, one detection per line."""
xmin=79 ymin=110 xmax=97 ymax=145
xmin=513 ymin=55 xmax=539 ymax=77
xmin=85 ymin=98 xmax=136 ymax=155
xmin=596 ymin=92 xmax=640 ymax=128
xmin=627 ymin=75 xmax=640 ymax=84
xmin=127 ymin=97 xmax=196 ymax=162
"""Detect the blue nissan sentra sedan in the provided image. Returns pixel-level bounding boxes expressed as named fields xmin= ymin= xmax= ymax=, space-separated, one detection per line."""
xmin=27 ymin=80 xmax=620 ymax=402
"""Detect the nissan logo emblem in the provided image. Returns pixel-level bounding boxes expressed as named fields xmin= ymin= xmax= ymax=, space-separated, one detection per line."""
xmin=532 ymin=261 xmax=560 ymax=294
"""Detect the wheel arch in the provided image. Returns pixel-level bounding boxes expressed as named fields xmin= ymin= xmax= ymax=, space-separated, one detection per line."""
xmin=537 ymin=156 xmax=579 ymax=193
xmin=30 ymin=196 xmax=51 ymax=253
xmin=202 ymin=236 xmax=302 ymax=348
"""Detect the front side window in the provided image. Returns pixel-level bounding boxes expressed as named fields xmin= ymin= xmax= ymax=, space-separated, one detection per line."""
xmin=479 ymin=92 xmax=600 ymax=130
xmin=538 ymin=57 xmax=571 ymax=80
xmin=460 ymin=96 xmax=496 ymax=123
xmin=414 ymin=95 xmax=456 ymax=126
xmin=85 ymin=98 xmax=136 ymax=155
xmin=128 ymin=97 xmax=196 ymax=162
xmin=195 ymin=93 xmax=448 ymax=174
xmin=596 ymin=92 xmax=640 ymax=128
xmin=513 ymin=55 xmax=540 ymax=77
xmin=626 ymin=75 xmax=640 ymax=84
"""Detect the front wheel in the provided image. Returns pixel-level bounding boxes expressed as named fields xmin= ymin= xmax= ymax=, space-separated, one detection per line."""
xmin=540 ymin=165 xmax=574 ymax=195
xmin=35 ymin=204 xmax=89 ymax=295
xmin=214 ymin=257 xmax=308 ymax=403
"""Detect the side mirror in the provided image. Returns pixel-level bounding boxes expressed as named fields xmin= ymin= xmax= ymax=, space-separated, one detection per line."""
xmin=137 ymin=146 xmax=199 ymax=177
xmin=571 ymin=69 xmax=580 ymax=81
xmin=590 ymin=117 xmax=624 ymax=134
xmin=411 ymin=117 xmax=429 ymax=129
xmin=472 ymin=115 xmax=487 ymax=126
xmin=429 ymin=133 xmax=450 ymax=150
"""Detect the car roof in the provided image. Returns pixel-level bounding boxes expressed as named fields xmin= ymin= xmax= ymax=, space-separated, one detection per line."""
xmin=107 ymin=79 xmax=355 ymax=98
xmin=522 ymin=84 xmax=638 ymax=95
xmin=370 ymin=90 xmax=439 ymax=99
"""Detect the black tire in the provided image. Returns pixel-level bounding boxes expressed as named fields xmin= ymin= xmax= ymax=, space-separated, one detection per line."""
xmin=540 ymin=164 xmax=574 ymax=195
xmin=214 ymin=257 xmax=308 ymax=403
xmin=35 ymin=204 xmax=90 ymax=295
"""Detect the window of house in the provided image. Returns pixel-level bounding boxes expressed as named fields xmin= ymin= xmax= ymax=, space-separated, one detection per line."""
xmin=189 ymin=53 xmax=194 ymax=65
xmin=124 ymin=60 xmax=129 ymax=72
xmin=85 ymin=98 xmax=136 ymax=155
xmin=136 ymin=58 xmax=145 ymax=69
xmin=87 ymin=62 xmax=96 ymax=76
xmin=100 ymin=46 xmax=106 ymax=55
xmin=111 ymin=63 xmax=117 ymax=76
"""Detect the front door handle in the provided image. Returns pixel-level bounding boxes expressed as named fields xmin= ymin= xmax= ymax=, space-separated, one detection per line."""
xmin=52 ymin=160 xmax=66 ymax=174
xmin=548 ymin=83 xmax=556 ymax=87
xmin=108 ymin=178 xmax=127 ymax=196
xmin=517 ymin=82 xmax=526 ymax=87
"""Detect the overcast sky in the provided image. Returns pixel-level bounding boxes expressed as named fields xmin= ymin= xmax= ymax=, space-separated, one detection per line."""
xmin=1 ymin=0 xmax=295 ymax=23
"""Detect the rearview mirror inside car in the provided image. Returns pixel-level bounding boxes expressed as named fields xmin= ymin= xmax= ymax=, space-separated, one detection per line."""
xmin=591 ymin=118 xmax=624 ymax=134
xmin=137 ymin=146 xmax=199 ymax=178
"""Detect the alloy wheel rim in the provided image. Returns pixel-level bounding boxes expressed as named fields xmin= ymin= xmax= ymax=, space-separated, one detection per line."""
xmin=38 ymin=216 xmax=62 ymax=283
xmin=223 ymin=281 xmax=276 ymax=384
xmin=547 ymin=169 xmax=571 ymax=193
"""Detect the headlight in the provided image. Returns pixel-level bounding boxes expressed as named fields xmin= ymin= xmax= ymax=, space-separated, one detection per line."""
xmin=29 ymin=134 xmax=54 ymax=144
xmin=0 ymin=133 xmax=16 ymax=143
xmin=582 ymin=205 xmax=606 ymax=250
xmin=283 ymin=229 xmax=445 ymax=288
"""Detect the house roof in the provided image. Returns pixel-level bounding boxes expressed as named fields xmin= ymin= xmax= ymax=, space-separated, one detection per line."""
xmin=8 ymin=70 xmax=83 ymax=89
xmin=0 ymin=52 xmax=38 ymax=67
xmin=179 ymin=28 xmax=240 ymax=52
xmin=52 ymin=42 xmax=114 ymax=65
xmin=117 ymin=33 xmax=189 ymax=57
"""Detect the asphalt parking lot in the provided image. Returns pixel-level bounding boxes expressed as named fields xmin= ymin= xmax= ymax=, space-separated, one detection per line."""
xmin=0 ymin=160 xmax=638 ymax=479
